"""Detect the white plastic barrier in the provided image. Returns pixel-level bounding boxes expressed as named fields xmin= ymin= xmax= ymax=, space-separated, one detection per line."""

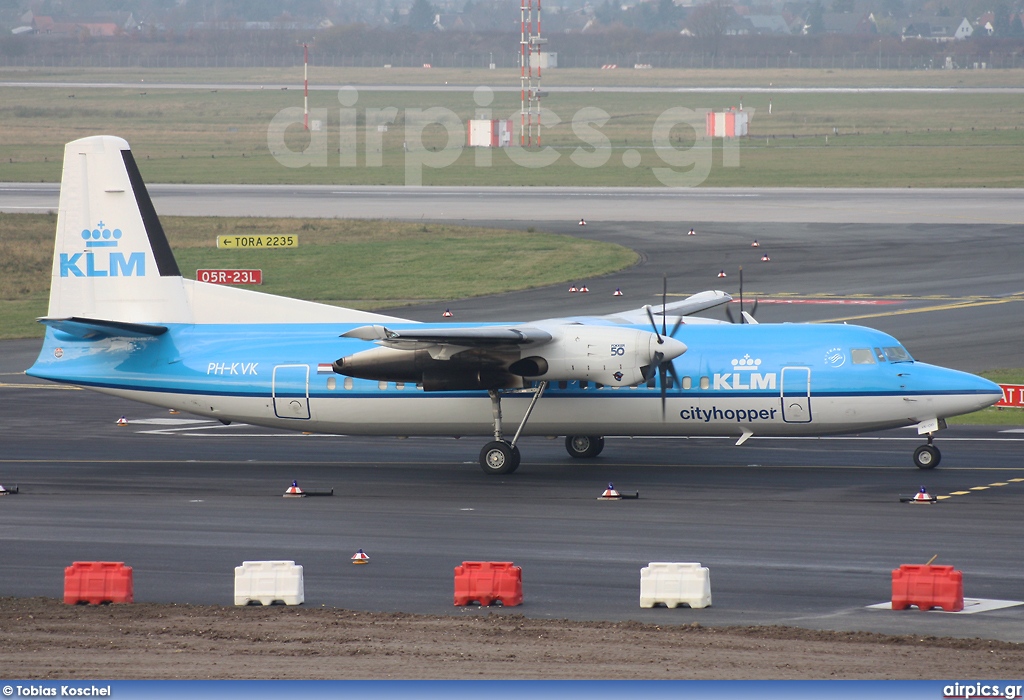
xmin=640 ymin=562 xmax=712 ymax=609
xmin=234 ymin=560 xmax=304 ymax=606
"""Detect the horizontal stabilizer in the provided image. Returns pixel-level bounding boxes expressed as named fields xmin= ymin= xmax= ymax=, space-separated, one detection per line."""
xmin=38 ymin=316 xmax=168 ymax=339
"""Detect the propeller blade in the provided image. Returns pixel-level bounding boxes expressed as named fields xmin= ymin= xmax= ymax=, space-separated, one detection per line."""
xmin=751 ymin=298 xmax=759 ymax=318
xmin=668 ymin=314 xmax=684 ymax=338
xmin=725 ymin=305 xmax=736 ymax=324
xmin=661 ymin=275 xmax=668 ymax=338
xmin=642 ymin=350 xmax=664 ymax=383
xmin=644 ymin=305 xmax=664 ymax=344
xmin=659 ymin=362 xmax=667 ymax=419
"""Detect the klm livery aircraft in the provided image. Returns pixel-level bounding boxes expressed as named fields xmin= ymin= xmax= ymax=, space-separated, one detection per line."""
xmin=27 ymin=136 xmax=1002 ymax=474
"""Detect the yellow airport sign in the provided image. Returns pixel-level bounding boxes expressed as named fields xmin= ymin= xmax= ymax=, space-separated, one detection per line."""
xmin=216 ymin=235 xmax=298 ymax=249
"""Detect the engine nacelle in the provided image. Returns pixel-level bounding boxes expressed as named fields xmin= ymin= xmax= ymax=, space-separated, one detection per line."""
xmin=512 ymin=326 xmax=686 ymax=386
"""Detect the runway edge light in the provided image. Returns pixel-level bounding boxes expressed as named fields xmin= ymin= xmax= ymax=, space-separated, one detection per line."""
xmin=284 ymin=480 xmax=305 ymax=498
xmin=116 ymin=416 xmax=128 ymax=426
xmin=352 ymin=549 xmax=370 ymax=564
xmin=613 ymin=287 xmax=624 ymax=296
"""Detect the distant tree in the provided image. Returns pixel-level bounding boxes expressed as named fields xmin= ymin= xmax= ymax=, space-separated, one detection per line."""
xmin=806 ymin=0 xmax=826 ymax=32
xmin=657 ymin=0 xmax=684 ymax=28
xmin=1011 ymin=13 xmax=1024 ymax=34
xmin=688 ymin=0 xmax=731 ymax=37
xmin=408 ymin=0 xmax=437 ymax=31
xmin=687 ymin=0 xmax=731 ymax=55
xmin=595 ymin=0 xmax=623 ymax=26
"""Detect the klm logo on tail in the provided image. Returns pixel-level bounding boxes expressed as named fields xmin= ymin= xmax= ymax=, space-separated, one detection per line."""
xmin=60 ymin=222 xmax=146 ymax=278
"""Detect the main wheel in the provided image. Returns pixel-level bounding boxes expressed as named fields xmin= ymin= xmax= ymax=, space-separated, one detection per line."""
xmin=480 ymin=440 xmax=521 ymax=475
xmin=565 ymin=435 xmax=605 ymax=459
xmin=913 ymin=444 xmax=940 ymax=469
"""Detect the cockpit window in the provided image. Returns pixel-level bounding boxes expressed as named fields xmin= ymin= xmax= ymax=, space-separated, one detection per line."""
xmin=851 ymin=348 xmax=876 ymax=364
xmin=874 ymin=347 xmax=886 ymax=362
xmin=883 ymin=346 xmax=913 ymax=363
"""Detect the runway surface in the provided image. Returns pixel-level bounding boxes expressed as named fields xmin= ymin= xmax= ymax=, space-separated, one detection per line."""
xmin=1 ymin=187 xmax=1022 ymax=642
xmin=4 ymin=183 xmax=1023 ymax=225
xmin=5 ymin=81 xmax=1023 ymax=95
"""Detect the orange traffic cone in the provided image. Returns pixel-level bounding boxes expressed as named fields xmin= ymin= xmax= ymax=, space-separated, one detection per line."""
xmin=351 ymin=548 xmax=370 ymax=564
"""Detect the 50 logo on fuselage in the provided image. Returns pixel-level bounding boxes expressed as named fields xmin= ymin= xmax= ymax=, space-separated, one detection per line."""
xmin=59 ymin=222 xmax=146 ymax=278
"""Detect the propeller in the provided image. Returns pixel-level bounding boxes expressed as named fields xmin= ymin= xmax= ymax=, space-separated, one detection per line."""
xmin=641 ymin=275 xmax=685 ymax=418
xmin=725 ymin=266 xmax=759 ymax=324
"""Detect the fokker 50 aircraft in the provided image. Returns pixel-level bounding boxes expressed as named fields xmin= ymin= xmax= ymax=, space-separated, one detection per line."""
xmin=27 ymin=136 xmax=1002 ymax=474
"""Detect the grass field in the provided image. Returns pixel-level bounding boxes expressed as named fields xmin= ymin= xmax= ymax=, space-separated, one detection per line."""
xmin=0 ymin=213 xmax=636 ymax=340
xmin=1 ymin=75 xmax=1022 ymax=186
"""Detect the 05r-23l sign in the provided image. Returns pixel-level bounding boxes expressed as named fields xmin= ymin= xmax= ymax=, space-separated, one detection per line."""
xmin=216 ymin=235 xmax=298 ymax=249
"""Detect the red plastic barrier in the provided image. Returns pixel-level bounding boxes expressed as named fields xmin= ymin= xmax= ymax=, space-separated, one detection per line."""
xmin=64 ymin=561 xmax=134 ymax=605
xmin=891 ymin=564 xmax=963 ymax=612
xmin=453 ymin=561 xmax=522 ymax=607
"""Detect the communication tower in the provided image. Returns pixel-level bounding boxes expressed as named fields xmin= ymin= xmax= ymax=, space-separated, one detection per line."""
xmin=520 ymin=0 xmax=546 ymax=146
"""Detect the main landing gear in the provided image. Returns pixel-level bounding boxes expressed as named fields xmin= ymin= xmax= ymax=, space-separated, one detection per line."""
xmin=479 ymin=382 xmax=548 ymax=475
xmin=565 ymin=435 xmax=606 ymax=459
xmin=913 ymin=434 xmax=941 ymax=469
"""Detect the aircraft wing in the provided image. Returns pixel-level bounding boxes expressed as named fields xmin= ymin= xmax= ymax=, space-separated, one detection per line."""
xmin=533 ymin=290 xmax=732 ymax=327
xmin=342 ymin=324 xmax=553 ymax=349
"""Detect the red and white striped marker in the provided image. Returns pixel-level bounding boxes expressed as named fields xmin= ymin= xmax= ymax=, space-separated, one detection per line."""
xmin=352 ymin=549 xmax=370 ymax=564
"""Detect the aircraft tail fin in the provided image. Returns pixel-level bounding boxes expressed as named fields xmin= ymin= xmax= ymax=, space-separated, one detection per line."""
xmin=46 ymin=135 xmax=193 ymax=324
xmin=45 ymin=135 xmax=410 ymax=327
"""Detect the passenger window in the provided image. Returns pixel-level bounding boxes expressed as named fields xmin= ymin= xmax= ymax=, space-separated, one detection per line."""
xmin=378 ymin=380 xmax=388 ymax=390
xmin=344 ymin=377 xmax=353 ymax=390
xmin=558 ymin=381 xmax=567 ymax=390
xmin=595 ymin=383 xmax=604 ymax=390
xmin=395 ymin=382 xmax=405 ymax=390
xmin=327 ymin=376 xmax=337 ymax=390
xmin=700 ymin=376 xmax=710 ymax=390
xmin=874 ymin=348 xmax=886 ymax=362
xmin=883 ymin=346 xmax=913 ymax=363
xmin=579 ymin=381 xmax=589 ymax=390
xmin=682 ymin=376 xmax=692 ymax=390
xmin=851 ymin=348 xmax=876 ymax=364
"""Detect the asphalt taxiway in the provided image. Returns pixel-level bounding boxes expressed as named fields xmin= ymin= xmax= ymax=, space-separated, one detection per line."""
xmin=2 ymin=340 xmax=1023 ymax=641
xmin=1 ymin=192 xmax=1022 ymax=641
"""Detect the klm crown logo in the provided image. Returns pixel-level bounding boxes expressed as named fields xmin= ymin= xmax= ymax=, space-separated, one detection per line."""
xmin=60 ymin=221 xmax=146 ymax=278
xmin=731 ymin=354 xmax=762 ymax=370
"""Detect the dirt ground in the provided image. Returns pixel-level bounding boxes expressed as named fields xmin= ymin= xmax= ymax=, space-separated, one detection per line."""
xmin=1 ymin=598 xmax=1022 ymax=679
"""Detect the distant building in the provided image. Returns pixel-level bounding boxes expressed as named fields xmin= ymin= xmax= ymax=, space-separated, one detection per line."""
xmin=902 ymin=16 xmax=973 ymax=41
